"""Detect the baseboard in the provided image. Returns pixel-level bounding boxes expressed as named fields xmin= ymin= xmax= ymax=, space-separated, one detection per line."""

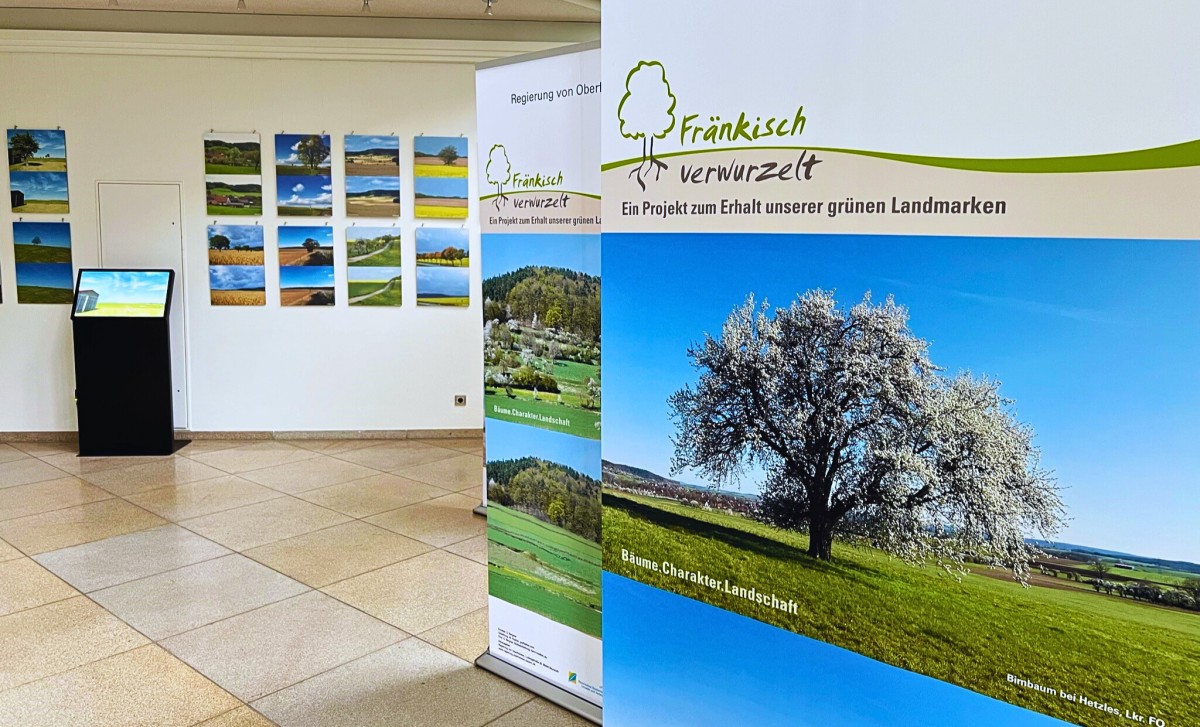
xmin=2 ymin=428 xmax=482 ymax=442
xmin=0 ymin=431 xmax=79 ymax=442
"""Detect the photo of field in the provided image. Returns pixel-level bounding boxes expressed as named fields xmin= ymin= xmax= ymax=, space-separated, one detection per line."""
xmin=348 ymin=266 xmax=402 ymax=306
xmin=345 ymin=135 xmax=399 ymax=175
xmin=414 ymin=136 xmax=468 ymax=219
xmin=279 ymin=226 xmax=334 ymax=306
xmin=602 ymin=233 xmax=1200 ymax=727
xmin=280 ymin=266 xmax=335 ymax=307
xmin=207 ymin=225 xmax=264 ymax=265
xmin=487 ymin=419 xmax=601 ymax=638
xmin=74 ymin=270 xmax=171 ymax=317
xmin=205 ymin=175 xmax=262 ymax=216
xmin=415 ymin=227 xmax=469 ymax=306
xmin=12 ymin=222 xmax=72 ymax=304
xmin=346 ymin=176 xmax=400 ymax=218
xmin=483 ymin=233 xmax=600 ymax=440
xmin=277 ymin=175 xmax=332 ymax=216
xmin=8 ymin=129 xmax=67 ymax=173
xmin=203 ymin=133 xmax=261 ymax=175
xmin=10 ymin=172 xmax=69 ymax=214
xmin=347 ymin=228 xmax=401 ymax=267
xmin=275 ymin=133 xmax=331 ymax=176
xmin=209 ymin=266 xmax=265 ymax=306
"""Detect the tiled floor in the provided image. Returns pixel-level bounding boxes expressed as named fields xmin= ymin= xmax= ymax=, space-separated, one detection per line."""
xmin=0 ymin=437 xmax=591 ymax=727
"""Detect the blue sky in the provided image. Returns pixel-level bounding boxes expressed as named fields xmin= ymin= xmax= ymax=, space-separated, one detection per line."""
xmin=346 ymin=176 xmax=399 ymax=194
xmin=346 ymin=226 xmax=397 ymax=242
xmin=15 ymin=263 xmax=73 ymax=290
xmin=278 ymin=226 xmax=333 ymax=249
xmin=275 ymin=134 xmax=330 ymax=167
xmin=345 ymin=135 xmax=398 ymax=153
xmin=486 ymin=418 xmax=601 ymax=479
xmin=417 ymin=266 xmax=468 ymax=296
xmin=279 ymin=266 xmax=334 ymax=289
xmin=209 ymin=265 xmax=265 ymax=291
xmin=207 ymin=225 xmax=263 ymax=249
xmin=603 ymin=574 xmax=1069 ymax=727
xmin=7 ymin=129 xmax=66 ymax=157
xmin=277 ymin=176 xmax=332 ymax=209
xmin=603 ymin=233 xmax=1200 ymax=563
xmin=348 ymin=266 xmax=401 ymax=283
xmin=482 ymin=233 xmax=600 ymax=280
xmin=416 ymin=227 xmax=469 ymax=254
xmin=10 ymin=172 xmax=68 ymax=200
xmin=414 ymin=177 xmax=468 ymax=199
xmin=13 ymin=222 xmax=70 ymax=248
xmin=414 ymin=135 xmax=467 ymax=158
xmin=76 ymin=270 xmax=170 ymax=303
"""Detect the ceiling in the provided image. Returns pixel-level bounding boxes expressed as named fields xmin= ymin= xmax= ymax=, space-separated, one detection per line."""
xmin=0 ymin=0 xmax=599 ymax=22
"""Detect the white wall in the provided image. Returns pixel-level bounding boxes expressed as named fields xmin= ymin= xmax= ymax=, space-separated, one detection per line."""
xmin=0 ymin=31 xmax=551 ymax=433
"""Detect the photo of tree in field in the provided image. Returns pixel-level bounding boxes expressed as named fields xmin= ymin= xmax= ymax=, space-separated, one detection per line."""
xmin=10 ymin=172 xmax=69 ymax=214
xmin=487 ymin=419 xmax=602 ymax=638
xmin=203 ymin=133 xmax=261 ymax=175
xmin=207 ymin=225 xmax=265 ymax=306
xmin=415 ymin=227 xmax=469 ymax=307
xmin=275 ymin=133 xmax=331 ymax=176
xmin=346 ymin=227 xmax=401 ymax=306
xmin=414 ymin=136 xmax=468 ymax=219
xmin=208 ymin=225 xmax=264 ymax=266
xmin=8 ymin=129 xmax=67 ymax=173
xmin=483 ymin=233 xmax=600 ymax=440
xmin=345 ymin=134 xmax=400 ymax=175
xmin=278 ymin=226 xmax=334 ymax=306
xmin=205 ymin=175 xmax=262 ymax=216
xmin=602 ymin=234 xmax=1200 ymax=727
xmin=12 ymin=221 xmax=72 ymax=303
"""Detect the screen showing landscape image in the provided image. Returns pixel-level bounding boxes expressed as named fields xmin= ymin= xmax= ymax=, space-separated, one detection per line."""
xmin=602 ymin=233 xmax=1200 ymax=727
xmin=74 ymin=270 xmax=171 ymax=317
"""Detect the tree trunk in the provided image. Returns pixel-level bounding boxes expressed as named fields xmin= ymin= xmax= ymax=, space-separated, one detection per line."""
xmin=807 ymin=517 xmax=834 ymax=560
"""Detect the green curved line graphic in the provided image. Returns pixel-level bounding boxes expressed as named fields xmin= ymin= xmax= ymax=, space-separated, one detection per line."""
xmin=600 ymin=139 xmax=1200 ymax=174
xmin=480 ymin=190 xmax=601 ymax=201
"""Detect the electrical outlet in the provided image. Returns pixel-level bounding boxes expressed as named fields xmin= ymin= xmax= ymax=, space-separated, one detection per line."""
xmin=454 ymin=394 xmax=467 ymax=407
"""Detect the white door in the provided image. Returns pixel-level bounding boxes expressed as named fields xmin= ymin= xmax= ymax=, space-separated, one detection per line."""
xmin=97 ymin=182 xmax=189 ymax=429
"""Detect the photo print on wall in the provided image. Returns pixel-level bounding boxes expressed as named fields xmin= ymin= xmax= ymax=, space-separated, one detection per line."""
xmin=414 ymin=136 xmax=469 ymax=219
xmin=204 ymin=132 xmax=262 ymax=216
xmin=278 ymin=225 xmax=335 ymax=306
xmin=415 ymin=226 xmax=469 ymax=306
xmin=207 ymin=224 xmax=265 ymax=306
xmin=346 ymin=226 xmax=402 ymax=306
xmin=12 ymin=221 xmax=73 ymax=304
xmin=276 ymin=134 xmax=333 ymax=217
xmin=8 ymin=129 xmax=69 ymax=214
xmin=345 ymin=134 xmax=400 ymax=217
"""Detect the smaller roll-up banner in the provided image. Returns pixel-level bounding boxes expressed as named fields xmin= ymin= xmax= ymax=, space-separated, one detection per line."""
xmin=475 ymin=42 xmax=603 ymax=722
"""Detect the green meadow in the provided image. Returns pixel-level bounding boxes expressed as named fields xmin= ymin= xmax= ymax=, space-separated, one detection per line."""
xmin=349 ymin=279 xmax=402 ymax=306
xmin=16 ymin=286 xmax=73 ymax=304
xmin=417 ymin=296 xmax=469 ymax=307
xmin=14 ymin=244 xmax=71 ymax=264
xmin=603 ymin=491 xmax=1200 ymax=727
xmin=488 ymin=504 xmax=601 ymax=638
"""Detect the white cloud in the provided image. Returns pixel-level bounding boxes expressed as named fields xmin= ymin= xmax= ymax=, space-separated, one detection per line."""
xmin=321 ymin=185 xmax=332 ymax=192
xmin=292 ymin=183 xmax=305 ymax=193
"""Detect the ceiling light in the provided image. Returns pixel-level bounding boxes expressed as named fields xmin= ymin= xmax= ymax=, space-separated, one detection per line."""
xmin=484 ymin=0 xmax=494 ymax=15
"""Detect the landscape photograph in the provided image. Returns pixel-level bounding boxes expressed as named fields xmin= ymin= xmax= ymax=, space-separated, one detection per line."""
xmin=7 ymin=129 xmax=67 ymax=172
xmin=415 ymin=227 xmax=469 ymax=306
xmin=274 ymin=133 xmax=331 ymax=176
xmin=483 ymin=233 xmax=600 ymax=440
xmin=74 ymin=270 xmax=170 ymax=316
xmin=207 ymin=224 xmax=264 ymax=266
xmin=345 ymin=176 xmax=400 ymax=217
xmin=414 ymin=136 xmax=468 ymax=219
xmin=10 ymin=171 xmax=69 ymax=214
xmin=487 ymin=418 xmax=602 ymax=639
xmin=203 ymin=132 xmax=261 ymax=175
xmin=13 ymin=222 xmax=72 ymax=303
xmin=347 ymin=227 xmax=402 ymax=307
xmin=414 ymin=177 xmax=468 ymax=219
xmin=205 ymin=175 xmax=262 ymax=215
xmin=278 ymin=225 xmax=334 ymax=266
xmin=277 ymin=175 xmax=333 ymax=216
xmin=209 ymin=265 xmax=265 ymax=306
xmin=347 ymin=266 xmax=402 ymax=306
xmin=279 ymin=266 xmax=335 ymax=307
xmin=345 ymin=134 xmax=400 ymax=175
xmin=602 ymin=233 xmax=1200 ymax=727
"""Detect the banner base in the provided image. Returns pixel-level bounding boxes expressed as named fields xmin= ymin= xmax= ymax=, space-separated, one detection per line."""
xmin=473 ymin=504 xmax=487 ymax=516
xmin=474 ymin=651 xmax=601 ymax=725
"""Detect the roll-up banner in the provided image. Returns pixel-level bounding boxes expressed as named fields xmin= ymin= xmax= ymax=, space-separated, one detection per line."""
xmin=476 ymin=42 xmax=603 ymax=723
xmin=600 ymin=3 xmax=1199 ymax=726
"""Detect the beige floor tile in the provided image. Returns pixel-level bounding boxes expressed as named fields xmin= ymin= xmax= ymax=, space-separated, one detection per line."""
xmin=0 ymin=443 xmax=30 ymax=464
xmin=240 ymin=457 xmax=379 ymax=494
xmin=0 ymin=476 xmax=113 ymax=521
xmin=365 ymin=493 xmax=484 ymax=547
xmin=0 ymin=595 xmax=149 ymax=691
xmin=444 ymin=534 xmax=487 ymax=565
xmin=290 ymin=439 xmax=391 ymax=455
xmin=332 ymin=441 xmax=462 ymax=472
xmin=180 ymin=498 xmax=351 ymax=552
xmin=37 ymin=452 xmax=164 ymax=477
xmin=253 ymin=639 xmax=529 ymax=727
xmin=244 ymin=521 xmax=431 ymax=588
xmin=297 ymin=473 xmax=450 ymax=518
xmin=487 ymin=698 xmax=593 ymax=727
xmin=34 ymin=524 xmax=231 ymax=593
xmin=0 ymin=498 xmax=167 ymax=555
xmin=196 ymin=705 xmax=278 ymax=727
xmin=127 ymin=475 xmax=284 ymax=521
xmin=0 ymin=457 xmax=67 ymax=490
xmin=323 ymin=550 xmax=486 ymax=634
xmin=0 ymin=644 xmax=241 ymax=727
xmin=162 ymin=591 xmax=405 ymax=701
xmin=395 ymin=453 xmax=483 ymax=491
xmin=90 ymin=554 xmax=308 ymax=640
xmin=418 ymin=607 xmax=488 ymax=662
xmin=0 ymin=537 xmax=22 ymax=562
xmin=8 ymin=441 xmax=76 ymax=457
xmin=81 ymin=457 xmax=227 ymax=496
xmin=0 ymin=558 xmax=78 ymax=616
xmin=187 ymin=443 xmax=320 ymax=475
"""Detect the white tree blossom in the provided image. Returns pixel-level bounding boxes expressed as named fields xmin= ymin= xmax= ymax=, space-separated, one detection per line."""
xmin=617 ymin=61 xmax=677 ymax=190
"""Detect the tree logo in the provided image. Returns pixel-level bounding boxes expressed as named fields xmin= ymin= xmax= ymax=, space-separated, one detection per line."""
xmin=568 ymin=672 xmax=578 ymax=684
xmin=617 ymin=60 xmax=677 ymax=191
xmin=486 ymin=144 xmax=512 ymax=209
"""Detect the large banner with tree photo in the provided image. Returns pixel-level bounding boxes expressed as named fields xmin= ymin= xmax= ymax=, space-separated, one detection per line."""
xmin=477 ymin=44 xmax=603 ymax=710
xmin=600 ymin=3 xmax=1200 ymax=726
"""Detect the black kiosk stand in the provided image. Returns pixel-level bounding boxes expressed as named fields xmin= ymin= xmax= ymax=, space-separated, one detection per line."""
xmin=70 ymin=269 xmax=182 ymax=456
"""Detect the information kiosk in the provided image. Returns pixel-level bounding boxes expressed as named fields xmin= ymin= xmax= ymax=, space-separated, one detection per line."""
xmin=71 ymin=269 xmax=178 ymax=456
